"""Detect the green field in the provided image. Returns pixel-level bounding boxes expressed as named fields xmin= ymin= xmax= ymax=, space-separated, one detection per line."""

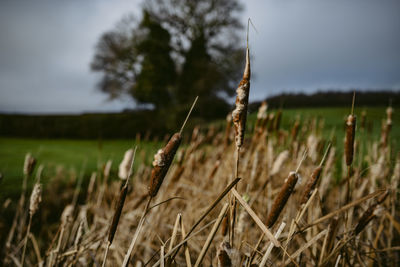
xmin=1 ymin=106 xmax=398 ymax=202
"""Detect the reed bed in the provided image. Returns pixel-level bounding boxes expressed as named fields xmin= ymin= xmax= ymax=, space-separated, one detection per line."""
xmin=1 ymin=101 xmax=398 ymax=266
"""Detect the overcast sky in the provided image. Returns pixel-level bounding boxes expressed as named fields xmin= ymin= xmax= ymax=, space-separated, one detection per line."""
xmin=0 ymin=0 xmax=399 ymax=114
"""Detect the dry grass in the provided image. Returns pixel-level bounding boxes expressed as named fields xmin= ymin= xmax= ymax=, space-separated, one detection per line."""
xmin=2 ymin=102 xmax=398 ymax=266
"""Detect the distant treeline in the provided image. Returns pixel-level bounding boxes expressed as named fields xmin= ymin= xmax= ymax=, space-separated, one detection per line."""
xmin=0 ymin=110 xmax=169 ymax=139
xmin=1 ymin=90 xmax=398 ymax=139
xmin=249 ymin=90 xmax=400 ymax=112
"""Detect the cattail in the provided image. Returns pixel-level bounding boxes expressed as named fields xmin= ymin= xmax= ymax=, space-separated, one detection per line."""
xmin=274 ymin=110 xmax=282 ymax=131
xmin=148 ymin=133 xmax=182 ymax=197
xmin=360 ymin=110 xmax=366 ymax=130
xmin=23 ymin=153 xmax=36 ymax=176
xmin=267 ymin=113 xmax=275 ymax=132
xmin=291 ymin=119 xmax=300 ymax=141
xmin=29 ymin=183 xmax=42 ymax=216
xmin=299 ymin=166 xmax=322 ymax=205
xmin=266 ymin=171 xmax=298 ymax=228
xmin=255 ymin=101 xmax=268 ymax=130
xmin=119 ymin=149 xmax=134 ymax=179
xmin=232 ymin=36 xmax=250 ymax=149
xmin=217 ymin=242 xmax=232 ymax=267
xmin=354 ymin=190 xmax=389 ymax=235
xmin=345 ymin=93 xmax=356 ymax=166
xmin=221 ymin=212 xmax=229 ymax=236
xmin=300 ymin=144 xmax=330 ymax=205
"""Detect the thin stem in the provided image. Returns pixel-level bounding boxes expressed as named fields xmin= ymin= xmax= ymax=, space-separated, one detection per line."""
xmin=101 ymin=241 xmax=111 ymax=267
xmin=21 ymin=215 xmax=32 ymax=267
xmin=179 ymin=96 xmax=198 ymax=135
xmin=122 ymin=197 xmax=152 ymax=267
xmin=351 ymin=91 xmax=356 ymax=115
xmin=319 ymin=143 xmax=332 ymax=167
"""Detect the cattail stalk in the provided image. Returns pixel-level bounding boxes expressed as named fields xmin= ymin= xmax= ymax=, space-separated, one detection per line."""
xmin=102 ymin=147 xmax=137 ymax=267
xmin=21 ymin=182 xmax=42 ymax=267
xmin=344 ymin=92 xmax=356 ymax=204
xmin=123 ymin=97 xmax=197 ymax=266
xmin=194 ymin=203 xmax=229 ymax=266
xmin=230 ymin=20 xmax=252 ymax=247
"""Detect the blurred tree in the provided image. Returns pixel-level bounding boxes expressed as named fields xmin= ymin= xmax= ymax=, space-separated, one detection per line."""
xmin=91 ymin=0 xmax=244 ymax=120
xmin=133 ymin=11 xmax=176 ymax=109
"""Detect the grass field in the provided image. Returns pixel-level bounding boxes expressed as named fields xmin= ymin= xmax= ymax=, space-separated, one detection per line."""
xmin=1 ymin=106 xmax=398 ymax=202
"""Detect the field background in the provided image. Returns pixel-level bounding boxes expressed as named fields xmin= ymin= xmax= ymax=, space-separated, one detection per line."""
xmin=1 ymin=106 xmax=398 ymax=203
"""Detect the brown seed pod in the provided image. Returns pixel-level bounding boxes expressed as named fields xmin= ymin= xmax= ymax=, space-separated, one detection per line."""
xmin=217 ymin=242 xmax=232 ymax=267
xmin=274 ymin=110 xmax=282 ymax=132
xmin=148 ymin=133 xmax=182 ymax=197
xmin=108 ymin=184 xmax=128 ymax=244
xmin=23 ymin=153 xmax=36 ymax=176
xmin=291 ymin=120 xmax=300 ymax=141
xmin=266 ymin=171 xmax=298 ymax=228
xmin=232 ymin=47 xmax=250 ymax=149
xmin=345 ymin=114 xmax=356 ymax=166
xmin=300 ymin=166 xmax=323 ymax=205
xmin=221 ymin=212 xmax=230 ymax=237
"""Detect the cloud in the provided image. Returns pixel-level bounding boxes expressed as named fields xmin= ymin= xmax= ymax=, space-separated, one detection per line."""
xmin=0 ymin=0 xmax=399 ymax=113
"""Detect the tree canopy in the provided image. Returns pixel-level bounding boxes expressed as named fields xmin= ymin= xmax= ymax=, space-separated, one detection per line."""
xmin=91 ymin=0 xmax=245 ymax=123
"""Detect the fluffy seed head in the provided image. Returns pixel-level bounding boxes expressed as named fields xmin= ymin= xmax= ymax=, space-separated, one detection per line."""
xmin=257 ymin=101 xmax=268 ymax=120
xmin=119 ymin=149 xmax=134 ymax=179
xmin=232 ymin=47 xmax=250 ymax=148
xmin=29 ymin=183 xmax=42 ymax=216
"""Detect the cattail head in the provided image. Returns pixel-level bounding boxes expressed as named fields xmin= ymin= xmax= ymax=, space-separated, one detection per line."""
xmin=119 ymin=149 xmax=134 ymax=179
xmin=232 ymin=46 xmax=251 ymax=149
xmin=108 ymin=184 xmax=129 ymax=244
xmin=221 ymin=212 xmax=229 ymax=236
xmin=217 ymin=242 xmax=232 ymax=267
xmin=360 ymin=110 xmax=366 ymax=130
xmin=257 ymin=101 xmax=268 ymax=120
xmin=345 ymin=114 xmax=356 ymax=166
xmin=386 ymin=106 xmax=393 ymax=121
xmin=148 ymin=133 xmax=182 ymax=197
xmin=291 ymin=119 xmax=300 ymax=141
xmin=23 ymin=153 xmax=36 ymax=176
xmin=274 ymin=110 xmax=282 ymax=131
xmin=266 ymin=171 xmax=299 ymax=228
xmin=300 ymin=166 xmax=323 ymax=205
xmin=29 ymin=183 xmax=42 ymax=216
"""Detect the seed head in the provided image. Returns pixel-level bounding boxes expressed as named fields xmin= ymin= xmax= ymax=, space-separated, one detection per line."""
xmin=29 ymin=183 xmax=42 ymax=216
xmin=148 ymin=133 xmax=182 ymax=197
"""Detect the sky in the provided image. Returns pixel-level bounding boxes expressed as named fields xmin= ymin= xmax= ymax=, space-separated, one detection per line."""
xmin=0 ymin=0 xmax=399 ymax=114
